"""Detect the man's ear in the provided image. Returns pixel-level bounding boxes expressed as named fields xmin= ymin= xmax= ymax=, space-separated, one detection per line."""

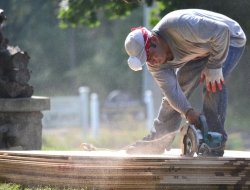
xmin=151 ymin=35 xmax=159 ymax=43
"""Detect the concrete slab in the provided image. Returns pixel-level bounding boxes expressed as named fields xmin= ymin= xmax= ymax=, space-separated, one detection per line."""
xmin=0 ymin=95 xmax=50 ymax=111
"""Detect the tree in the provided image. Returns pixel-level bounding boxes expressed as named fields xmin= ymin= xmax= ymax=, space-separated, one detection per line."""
xmin=58 ymin=0 xmax=154 ymax=28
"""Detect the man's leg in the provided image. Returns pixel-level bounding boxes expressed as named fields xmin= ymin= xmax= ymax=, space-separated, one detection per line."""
xmin=202 ymin=46 xmax=245 ymax=143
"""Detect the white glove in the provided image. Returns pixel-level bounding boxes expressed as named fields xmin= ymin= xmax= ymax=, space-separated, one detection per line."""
xmin=200 ymin=67 xmax=225 ymax=93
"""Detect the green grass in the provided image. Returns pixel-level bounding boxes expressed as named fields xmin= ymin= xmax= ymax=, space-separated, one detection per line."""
xmin=0 ymin=184 xmax=87 ymax=190
xmin=41 ymin=116 xmax=245 ymax=152
xmin=42 ymin=117 xmax=150 ymax=151
xmin=0 ymin=183 xmax=22 ymax=190
xmin=41 ymin=116 xmax=186 ymax=151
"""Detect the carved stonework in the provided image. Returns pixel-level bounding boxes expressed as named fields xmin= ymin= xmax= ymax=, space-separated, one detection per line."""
xmin=0 ymin=9 xmax=33 ymax=98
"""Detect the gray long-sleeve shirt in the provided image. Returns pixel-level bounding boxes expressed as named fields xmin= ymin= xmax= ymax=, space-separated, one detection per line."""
xmin=147 ymin=9 xmax=246 ymax=118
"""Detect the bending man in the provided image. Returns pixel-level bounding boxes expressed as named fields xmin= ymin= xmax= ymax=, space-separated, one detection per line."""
xmin=124 ymin=9 xmax=246 ymax=156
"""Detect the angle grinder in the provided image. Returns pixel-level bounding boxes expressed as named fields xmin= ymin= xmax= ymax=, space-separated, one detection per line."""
xmin=181 ymin=115 xmax=224 ymax=157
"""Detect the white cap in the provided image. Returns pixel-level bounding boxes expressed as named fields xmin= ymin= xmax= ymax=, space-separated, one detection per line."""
xmin=124 ymin=28 xmax=151 ymax=71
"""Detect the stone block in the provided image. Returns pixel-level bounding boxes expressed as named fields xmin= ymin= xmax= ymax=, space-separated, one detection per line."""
xmin=0 ymin=96 xmax=50 ymax=150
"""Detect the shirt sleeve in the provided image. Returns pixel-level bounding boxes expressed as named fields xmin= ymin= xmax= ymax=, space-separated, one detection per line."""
xmin=177 ymin=14 xmax=230 ymax=69
xmin=147 ymin=64 xmax=192 ymax=118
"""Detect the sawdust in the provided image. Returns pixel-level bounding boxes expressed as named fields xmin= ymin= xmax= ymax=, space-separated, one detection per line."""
xmin=126 ymin=130 xmax=179 ymax=155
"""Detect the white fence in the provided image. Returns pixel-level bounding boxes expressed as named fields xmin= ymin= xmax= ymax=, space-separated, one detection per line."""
xmin=42 ymin=87 xmax=155 ymax=139
xmin=42 ymin=96 xmax=81 ymax=128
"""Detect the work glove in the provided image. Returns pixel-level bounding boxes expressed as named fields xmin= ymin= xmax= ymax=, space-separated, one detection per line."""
xmin=200 ymin=67 xmax=225 ymax=93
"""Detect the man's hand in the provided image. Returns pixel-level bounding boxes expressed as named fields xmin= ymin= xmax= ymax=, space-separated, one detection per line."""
xmin=200 ymin=67 xmax=225 ymax=93
xmin=186 ymin=109 xmax=202 ymax=129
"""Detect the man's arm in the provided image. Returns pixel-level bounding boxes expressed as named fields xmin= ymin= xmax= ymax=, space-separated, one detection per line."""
xmin=147 ymin=64 xmax=192 ymax=118
xmin=148 ymin=64 xmax=202 ymax=126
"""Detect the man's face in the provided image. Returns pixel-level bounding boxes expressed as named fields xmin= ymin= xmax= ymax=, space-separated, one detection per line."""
xmin=146 ymin=43 xmax=168 ymax=66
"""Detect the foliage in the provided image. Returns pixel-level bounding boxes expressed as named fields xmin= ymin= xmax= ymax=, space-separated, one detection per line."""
xmin=58 ymin=0 xmax=154 ymax=28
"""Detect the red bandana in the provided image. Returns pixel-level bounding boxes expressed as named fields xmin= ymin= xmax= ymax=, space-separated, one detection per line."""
xmin=131 ymin=26 xmax=150 ymax=58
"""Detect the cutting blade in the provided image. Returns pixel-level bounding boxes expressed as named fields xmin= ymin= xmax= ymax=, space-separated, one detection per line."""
xmin=182 ymin=125 xmax=199 ymax=157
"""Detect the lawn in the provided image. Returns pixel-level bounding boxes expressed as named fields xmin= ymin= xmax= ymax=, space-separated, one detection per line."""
xmin=41 ymin=116 xmax=246 ymax=152
xmin=0 ymin=184 xmax=87 ymax=190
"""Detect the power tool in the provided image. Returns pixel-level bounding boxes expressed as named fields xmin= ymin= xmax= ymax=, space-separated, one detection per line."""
xmin=181 ymin=115 xmax=224 ymax=157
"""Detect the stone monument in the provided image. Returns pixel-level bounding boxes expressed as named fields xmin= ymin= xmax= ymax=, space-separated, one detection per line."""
xmin=0 ymin=9 xmax=50 ymax=150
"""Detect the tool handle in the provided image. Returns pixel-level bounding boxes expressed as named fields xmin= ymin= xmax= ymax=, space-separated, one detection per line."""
xmin=199 ymin=115 xmax=208 ymax=140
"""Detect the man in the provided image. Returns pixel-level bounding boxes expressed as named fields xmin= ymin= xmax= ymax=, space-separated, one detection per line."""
xmin=124 ymin=9 xmax=246 ymax=156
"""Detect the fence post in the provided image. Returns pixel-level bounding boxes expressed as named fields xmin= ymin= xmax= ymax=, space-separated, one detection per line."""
xmin=90 ymin=93 xmax=99 ymax=140
xmin=79 ymin=86 xmax=90 ymax=138
xmin=144 ymin=90 xmax=154 ymax=129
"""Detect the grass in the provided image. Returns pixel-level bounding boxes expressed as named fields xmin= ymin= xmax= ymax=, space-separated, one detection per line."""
xmin=0 ymin=184 xmax=87 ymax=190
xmin=0 ymin=184 xmax=21 ymax=190
xmin=41 ymin=115 xmax=245 ymax=151
xmin=41 ymin=115 xmax=186 ymax=151
xmin=42 ymin=115 xmax=149 ymax=151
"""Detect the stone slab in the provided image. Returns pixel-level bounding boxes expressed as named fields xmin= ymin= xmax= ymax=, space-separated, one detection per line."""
xmin=0 ymin=95 xmax=50 ymax=112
